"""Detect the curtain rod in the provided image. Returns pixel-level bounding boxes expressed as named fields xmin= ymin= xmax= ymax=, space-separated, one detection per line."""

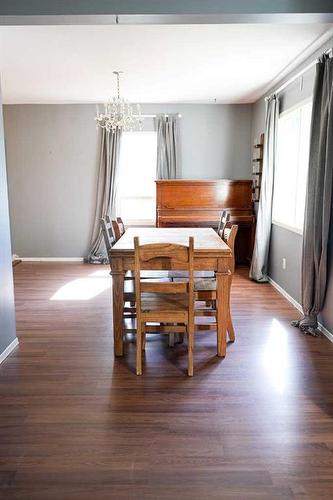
xmin=268 ymin=47 xmax=333 ymax=99
xmin=136 ymin=113 xmax=182 ymax=118
xmin=95 ymin=106 xmax=182 ymax=119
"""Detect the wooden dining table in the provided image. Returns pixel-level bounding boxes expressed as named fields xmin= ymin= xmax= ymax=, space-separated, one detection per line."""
xmin=110 ymin=227 xmax=233 ymax=357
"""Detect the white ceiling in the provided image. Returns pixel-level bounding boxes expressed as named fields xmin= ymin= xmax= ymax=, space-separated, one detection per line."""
xmin=0 ymin=24 xmax=332 ymax=104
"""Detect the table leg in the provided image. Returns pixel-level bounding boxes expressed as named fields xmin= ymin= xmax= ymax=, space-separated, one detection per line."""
xmin=111 ymin=270 xmax=125 ymax=356
xmin=227 ymin=274 xmax=235 ymax=342
xmin=216 ymin=259 xmax=231 ymax=357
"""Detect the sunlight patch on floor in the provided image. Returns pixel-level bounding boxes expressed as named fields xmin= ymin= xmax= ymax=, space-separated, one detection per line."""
xmin=262 ymin=318 xmax=289 ymax=394
xmin=89 ymin=269 xmax=110 ymax=277
xmin=50 ymin=274 xmax=111 ymax=301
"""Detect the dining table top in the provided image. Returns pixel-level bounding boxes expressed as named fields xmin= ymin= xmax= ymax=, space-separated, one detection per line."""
xmin=110 ymin=227 xmax=231 ymax=256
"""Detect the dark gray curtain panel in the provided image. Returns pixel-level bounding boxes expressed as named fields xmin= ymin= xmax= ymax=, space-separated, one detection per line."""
xmin=156 ymin=114 xmax=181 ymax=180
xmin=250 ymin=95 xmax=279 ymax=282
xmin=86 ymin=128 xmax=122 ymax=264
xmin=293 ymin=55 xmax=333 ymax=336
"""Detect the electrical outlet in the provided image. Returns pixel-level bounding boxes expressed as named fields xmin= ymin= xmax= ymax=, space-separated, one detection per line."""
xmin=282 ymin=258 xmax=287 ymax=270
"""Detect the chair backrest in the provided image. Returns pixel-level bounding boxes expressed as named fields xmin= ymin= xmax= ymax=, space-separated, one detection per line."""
xmin=217 ymin=210 xmax=230 ymax=238
xmin=116 ymin=217 xmax=125 ymax=236
xmin=223 ymin=224 xmax=238 ymax=274
xmin=111 ymin=219 xmax=122 ymax=242
xmin=134 ymin=237 xmax=194 ymax=316
xmin=100 ymin=217 xmax=115 ymax=254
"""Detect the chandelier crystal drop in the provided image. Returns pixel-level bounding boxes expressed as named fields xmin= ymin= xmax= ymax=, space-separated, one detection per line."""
xmin=95 ymin=71 xmax=143 ymax=133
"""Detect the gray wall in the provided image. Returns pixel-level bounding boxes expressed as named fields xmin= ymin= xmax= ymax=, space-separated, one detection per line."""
xmin=4 ymin=105 xmax=100 ymax=259
xmin=141 ymin=103 xmax=252 ymax=179
xmin=0 ymin=84 xmax=16 ymax=356
xmin=251 ymin=36 xmax=333 ymax=333
xmin=4 ymin=102 xmax=252 ymax=258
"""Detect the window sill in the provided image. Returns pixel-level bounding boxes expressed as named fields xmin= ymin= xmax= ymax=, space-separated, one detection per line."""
xmin=125 ymin=220 xmax=156 ymax=227
xmin=272 ymin=220 xmax=303 ymax=236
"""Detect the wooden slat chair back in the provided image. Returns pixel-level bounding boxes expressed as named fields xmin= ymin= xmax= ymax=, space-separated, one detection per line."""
xmin=169 ymin=212 xmax=230 ymax=282
xmin=134 ymin=237 xmax=195 ymax=376
xmin=116 ymin=217 xmax=126 ymax=236
xmin=217 ymin=210 xmax=231 ymax=238
xmin=100 ymin=217 xmax=115 ymax=255
xmin=100 ymin=216 xmax=136 ymax=318
xmin=222 ymin=223 xmax=238 ymax=274
xmin=112 ymin=219 xmax=122 ymax=242
xmin=112 ymin=218 xmax=170 ymax=282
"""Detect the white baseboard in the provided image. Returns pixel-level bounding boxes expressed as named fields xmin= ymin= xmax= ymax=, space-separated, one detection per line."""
xmin=268 ymin=277 xmax=333 ymax=343
xmin=267 ymin=277 xmax=303 ymax=313
xmin=0 ymin=338 xmax=19 ymax=365
xmin=20 ymin=257 xmax=84 ymax=262
xmin=318 ymin=322 xmax=333 ymax=343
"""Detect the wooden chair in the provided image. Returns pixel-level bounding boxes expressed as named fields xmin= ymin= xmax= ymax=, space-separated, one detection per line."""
xmin=102 ymin=217 xmax=172 ymax=335
xmin=101 ymin=216 xmax=130 ymax=275
xmin=194 ymin=224 xmax=238 ymax=342
xmin=100 ymin=217 xmax=136 ymax=318
xmin=111 ymin=217 xmax=170 ymax=282
xmin=134 ymin=237 xmax=195 ymax=376
xmin=172 ymin=225 xmax=238 ymax=342
xmin=168 ymin=213 xmax=229 ymax=282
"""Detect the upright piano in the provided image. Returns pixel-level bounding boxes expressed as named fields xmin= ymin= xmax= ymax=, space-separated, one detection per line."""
xmin=155 ymin=179 xmax=255 ymax=264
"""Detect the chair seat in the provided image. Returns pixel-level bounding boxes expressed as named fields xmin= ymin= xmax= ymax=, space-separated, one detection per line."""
xmin=141 ymin=293 xmax=189 ymax=313
xmin=172 ymin=277 xmax=217 ymax=292
xmin=194 ymin=278 xmax=216 ymax=291
xmin=169 ymin=270 xmax=215 ymax=279
xmin=124 ymin=278 xmax=172 ymax=296
xmin=126 ymin=270 xmax=170 ymax=280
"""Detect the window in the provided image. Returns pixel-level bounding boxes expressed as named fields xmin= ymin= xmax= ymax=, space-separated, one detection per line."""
xmin=117 ymin=131 xmax=157 ymax=225
xmin=272 ymin=99 xmax=312 ymax=234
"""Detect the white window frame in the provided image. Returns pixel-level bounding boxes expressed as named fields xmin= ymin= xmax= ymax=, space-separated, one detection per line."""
xmin=272 ymin=97 xmax=312 ymax=235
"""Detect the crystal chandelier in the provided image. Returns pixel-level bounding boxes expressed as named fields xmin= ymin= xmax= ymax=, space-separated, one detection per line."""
xmin=95 ymin=71 xmax=143 ymax=133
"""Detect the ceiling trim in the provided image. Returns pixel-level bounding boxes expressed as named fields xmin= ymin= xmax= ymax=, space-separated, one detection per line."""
xmin=1 ymin=13 xmax=333 ymax=26
xmin=250 ymin=25 xmax=333 ymax=102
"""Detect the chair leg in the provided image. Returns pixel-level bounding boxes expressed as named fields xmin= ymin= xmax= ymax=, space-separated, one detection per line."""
xmin=142 ymin=331 xmax=146 ymax=351
xmin=187 ymin=326 xmax=194 ymax=377
xmin=228 ymin=312 xmax=235 ymax=342
xmin=168 ymin=333 xmax=175 ymax=347
xmin=176 ymin=333 xmax=184 ymax=344
xmin=136 ymin=322 xmax=143 ymax=375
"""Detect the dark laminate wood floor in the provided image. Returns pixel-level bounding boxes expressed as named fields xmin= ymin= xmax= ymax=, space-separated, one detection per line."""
xmin=1 ymin=263 xmax=333 ymax=499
